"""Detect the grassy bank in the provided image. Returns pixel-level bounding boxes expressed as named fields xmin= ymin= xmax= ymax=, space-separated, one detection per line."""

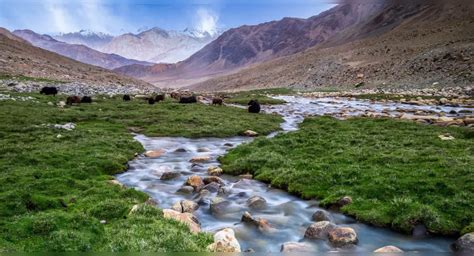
xmin=0 ymin=92 xmax=282 ymax=251
xmin=220 ymin=117 xmax=474 ymax=235
xmin=223 ymin=88 xmax=293 ymax=105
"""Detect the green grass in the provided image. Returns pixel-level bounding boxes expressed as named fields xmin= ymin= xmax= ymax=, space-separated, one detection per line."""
xmin=0 ymin=93 xmax=282 ymax=252
xmin=223 ymin=88 xmax=294 ymax=105
xmin=0 ymin=74 xmax=67 ymax=84
xmin=220 ymin=117 xmax=474 ymax=235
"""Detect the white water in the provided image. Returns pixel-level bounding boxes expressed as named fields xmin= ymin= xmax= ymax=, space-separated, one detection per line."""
xmin=117 ymin=96 xmax=469 ymax=253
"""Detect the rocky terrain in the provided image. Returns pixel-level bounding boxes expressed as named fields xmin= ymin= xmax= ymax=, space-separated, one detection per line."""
xmin=0 ymin=28 xmax=156 ymax=92
xmin=13 ymin=29 xmax=151 ymax=70
xmin=190 ymin=0 xmax=474 ymax=91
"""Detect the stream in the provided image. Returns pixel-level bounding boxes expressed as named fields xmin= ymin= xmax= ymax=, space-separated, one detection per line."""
xmin=116 ymin=96 xmax=472 ymax=253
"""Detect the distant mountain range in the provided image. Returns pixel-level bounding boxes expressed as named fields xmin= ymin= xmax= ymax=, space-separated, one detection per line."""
xmin=54 ymin=27 xmax=220 ymax=64
xmin=13 ymin=30 xmax=152 ymax=70
xmin=0 ymin=28 xmax=153 ymax=88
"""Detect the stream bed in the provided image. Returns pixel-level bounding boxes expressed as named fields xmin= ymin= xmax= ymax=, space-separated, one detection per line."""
xmin=116 ymin=96 xmax=471 ymax=253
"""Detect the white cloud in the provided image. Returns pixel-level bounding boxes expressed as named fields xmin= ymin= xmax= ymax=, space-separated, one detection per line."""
xmin=194 ymin=8 xmax=219 ymax=36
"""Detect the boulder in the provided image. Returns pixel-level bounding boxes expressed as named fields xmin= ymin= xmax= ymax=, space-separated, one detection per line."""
xmin=328 ymin=227 xmax=358 ymax=247
xmin=172 ymin=200 xmax=199 ymax=213
xmin=162 ymin=209 xmax=201 ymax=234
xmin=194 ymin=189 xmax=212 ymax=205
xmin=197 ymin=147 xmax=211 ymax=152
xmin=160 ymin=171 xmax=181 ymax=180
xmin=207 ymin=228 xmax=241 ymax=252
xmin=304 ymin=221 xmax=336 ymax=240
xmin=208 ymin=166 xmax=223 ymax=176
xmin=453 ymin=232 xmax=474 ymax=253
xmin=210 ymin=197 xmax=231 ymax=216
xmin=145 ymin=149 xmax=165 ymax=158
xmin=243 ymin=130 xmax=258 ymax=137
xmin=281 ymin=242 xmax=313 ymax=252
xmin=174 ymin=148 xmax=187 ymax=153
xmin=247 ymin=196 xmax=267 ymax=210
xmin=312 ymin=210 xmax=334 ymax=222
xmin=374 ymin=245 xmax=404 ymax=253
xmin=186 ymin=175 xmax=204 ymax=191
xmin=190 ymin=156 xmax=211 ymax=163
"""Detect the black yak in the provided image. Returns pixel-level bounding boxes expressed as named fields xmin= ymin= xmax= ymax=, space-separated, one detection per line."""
xmin=171 ymin=92 xmax=180 ymax=100
xmin=81 ymin=96 xmax=92 ymax=103
xmin=155 ymin=94 xmax=165 ymax=102
xmin=179 ymin=96 xmax=197 ymax=104
xmin=212 ymin=98 xmax=223 ymax=105
xmin=66 ymin=96 xmax=81 ymax=105
xmin=40 ymin=87 xmax=58 ymax=96
xmin=248 ymin=100 xmax=261 ymax=113
xmin=123 ymin=95 xmax=131 ymax=101
xmin=148 ymin=98 xmax=156 ymax=105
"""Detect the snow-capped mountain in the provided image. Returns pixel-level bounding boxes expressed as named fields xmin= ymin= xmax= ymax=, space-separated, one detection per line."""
xmin=54 ymin=29 xmax=113 ymax=50
xmin=99 ymin=27 xmax=221 ymax=63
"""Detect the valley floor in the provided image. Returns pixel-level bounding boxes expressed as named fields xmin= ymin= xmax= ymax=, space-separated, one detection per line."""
xmin=0 ymin=92 xmax=281 ymax=251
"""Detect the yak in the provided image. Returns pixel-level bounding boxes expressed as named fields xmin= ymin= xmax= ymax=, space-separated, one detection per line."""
xmin=155 ymin=94 xmax=165 ymax=102
xmin=81 ymin=96 xmax=92 ymax=103
xmin=123 ymin=95 xmax=131 ymax=101
xmin=40 ymin=87 xmax=58 ymax=96
xmin=66 ymin=96 xmax=81 ymax=105
xmin=212 ymin=98 xmax=223 ymax=105
xmin=148 ymin=98 xmax=156 ymax=105
xmin=179 ymin=96 xmax=197 ymax=104
xmin=248 ymin=99 xmax=261 ymax=114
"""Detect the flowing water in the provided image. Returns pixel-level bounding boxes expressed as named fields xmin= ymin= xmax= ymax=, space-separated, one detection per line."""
xmin=117 ymin=96 xmax=471 ymax=253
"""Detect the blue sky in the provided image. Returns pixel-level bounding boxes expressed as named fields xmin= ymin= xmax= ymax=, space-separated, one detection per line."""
xmin=0 ymin=0 xmax=335 ymax=35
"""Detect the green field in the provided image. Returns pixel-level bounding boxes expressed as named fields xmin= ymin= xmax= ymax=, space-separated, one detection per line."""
xmin=0 ymin=92 xmax=282 ymax=251
xmin=220 ymin=117 xmax=474 ymax=235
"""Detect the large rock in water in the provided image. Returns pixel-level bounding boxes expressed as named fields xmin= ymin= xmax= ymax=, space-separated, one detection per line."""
xmin=210 ymin=197 xmax=231 ymax=216
xmin=171 ymin=200 xmax=199 ymax=213
xmin=247 ymin=196 xmax=267 ymax=209
xmin=304 ymin=221 xmax=336 ymax=240
xmin=145 ymin=149 xmax=165 ymax=158
xmin=185 ymin=175 xmax=204 ymax=191
xmin=328 ymin=227 xmax=358 ymax=247
xmin=453 ymin=232 xmax=474 ymax=253
xmin=207 ymin=228 xmax=241 ymax=252
xmin=312 ymin=209 xmax=334 ymax=222
xmin=162 ymin=209 xmax=201 ymax=234
xmin=160 ymin=171 xmax=181 ymax=180
xmin=280 ymin=242 xmax=314 ymax=252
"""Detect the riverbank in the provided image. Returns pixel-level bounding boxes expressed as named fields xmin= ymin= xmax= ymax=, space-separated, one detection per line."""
xmin=0 ymin=92 xmax=281 ymax=251
xmin=220 ymin=116 xmax=474 ymax=236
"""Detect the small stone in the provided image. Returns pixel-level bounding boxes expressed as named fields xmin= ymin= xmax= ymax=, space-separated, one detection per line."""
xmin=47 ymin=102 xmax=54 ymax=106
xmin=281 ymin=242 xmax=313 ymax=252
xmin=177 ymin=186 xmax=194 ymax=194
xmin=190 ymin=156 xmax=211 ymax=163
xmin=208 ymin=166 xmax=223 ymax=176
xmin=439 ymin=133 xmax=455 ymax=141
xmin=374 ymin=245 xmax=404 ymax=253
xmin=56 ymin=134 xmax=62 ymax=138
xmin=145 ymin=149 xmax=165 ymax=158
xmin=197 ymin=147 xmax=211 ymax=152
xmin=145 ymin=198 xmax=159 ymax=206
xmin=247 ymin=196 xmax=267 ymax=210
xmin=224 ymin=143 xmax=233 ymax=147
xmin=328 ymin=227 xmax=358 ymax=247
xmin=186 ymin=175 xmax=204 ymax=191
xmin=304 ymin=221 xmax=336 ymax=240
xmin=175 ymin=148 xmax=187 ymax=153
xmin=243 ymin=130 xmax=258 ymax=137
xmin=160 ymin=171 xmax=181 ymax=180
xmin=312 ymin=210 xmax=333 ymax=222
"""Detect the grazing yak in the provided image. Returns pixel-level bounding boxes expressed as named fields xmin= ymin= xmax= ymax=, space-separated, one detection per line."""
xmin=81 ymin=96 xmax=92 ymax=103
xmin=40 ymin=87 xmax=58 ymax=96
xmin=248 ymin=100 xmax=261 ymax=113
xmin=148 ymin=98 xmax=156 ymax=105
xmin=155 ymin=94 xmax=165 ymax=102
xmin=66 ymin=96 xmax=81 ymax=105
xmin=179 ymin=95 xmax=197 ymax=104
xmin=212 ymin=98 xmax=223 ymax=105
xmin=123 ymin=95 xmax=131 ymax=101
xmin=171 ymin=92 xmax=181 ymax=100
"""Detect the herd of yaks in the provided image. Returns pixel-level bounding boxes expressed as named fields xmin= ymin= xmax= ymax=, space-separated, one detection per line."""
xmin=39 ymin=86 xmax=261 ymax=113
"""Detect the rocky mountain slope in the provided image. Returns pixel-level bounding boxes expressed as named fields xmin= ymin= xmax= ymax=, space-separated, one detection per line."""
xmin=0 ymin=27 xmax=154 ymax=90
xmin=100 ymin=27 xmax=219 ymax=64
xmin=189 ymin=0 xmax=474 ymax=91
xmin=13 ymin=29 xmax=151 ymax=70
xmin=114 ymin=3 xmax=387 ymax=87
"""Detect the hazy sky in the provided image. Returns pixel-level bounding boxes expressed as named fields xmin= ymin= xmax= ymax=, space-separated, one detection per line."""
xmin=0 ymin=0 xmax=335 ymax=35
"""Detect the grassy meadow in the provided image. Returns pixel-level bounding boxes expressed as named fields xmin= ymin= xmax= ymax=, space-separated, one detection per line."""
xmin=220 ymin=117 xmax=474 ymax=235
xmin=0 ymin=92 xmax=282 ymax=252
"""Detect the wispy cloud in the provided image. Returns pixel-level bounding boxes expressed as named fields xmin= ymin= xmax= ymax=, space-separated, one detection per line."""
xmin=194 ymin=8 xmax=219 ymax=36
